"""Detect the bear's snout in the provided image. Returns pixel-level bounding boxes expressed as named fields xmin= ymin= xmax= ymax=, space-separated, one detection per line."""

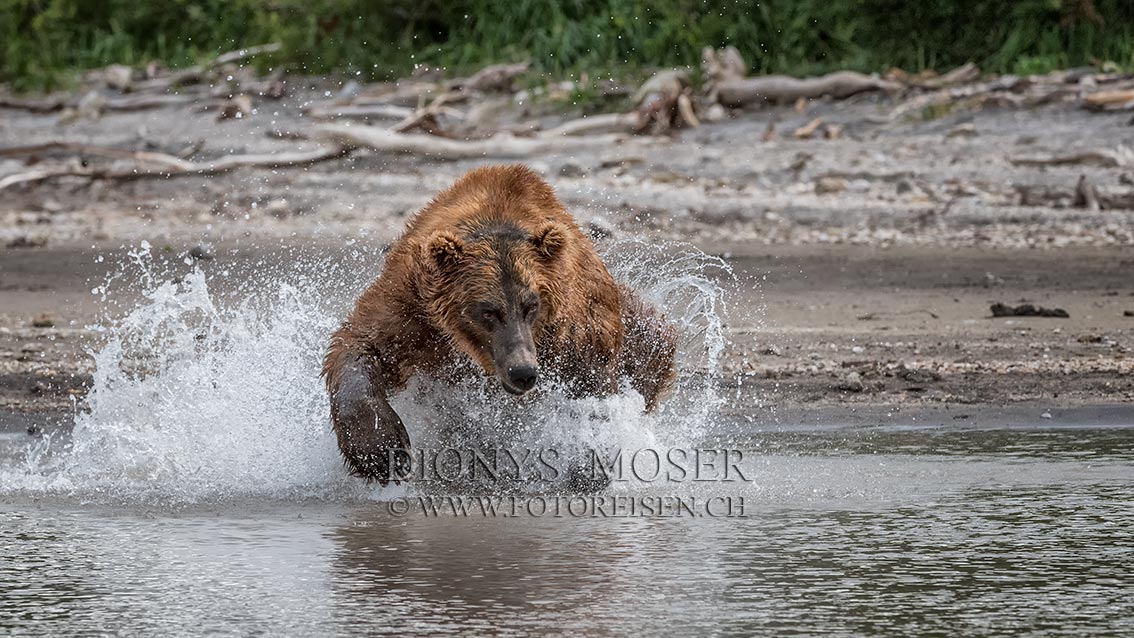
xmin=505 ymin=364 xmax=538 ymax=394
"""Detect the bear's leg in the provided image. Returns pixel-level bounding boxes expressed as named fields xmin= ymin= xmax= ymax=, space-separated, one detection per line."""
xmin=618 ymin=286 xmax=678 ymax=412
xmin=323 ymin=332 xmax=411 ymax=483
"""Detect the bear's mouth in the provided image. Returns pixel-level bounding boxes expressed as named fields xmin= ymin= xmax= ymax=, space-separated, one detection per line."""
xmin=501 ymin=381 xmax=529 ymax=396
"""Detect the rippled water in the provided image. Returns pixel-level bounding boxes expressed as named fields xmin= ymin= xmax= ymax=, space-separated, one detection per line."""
xmin=2 ymin=423 xmax=1131 ymax=636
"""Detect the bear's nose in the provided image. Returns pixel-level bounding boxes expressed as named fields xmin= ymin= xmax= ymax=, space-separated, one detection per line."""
xmin=507 ymin=365 xmax=538 ymax=392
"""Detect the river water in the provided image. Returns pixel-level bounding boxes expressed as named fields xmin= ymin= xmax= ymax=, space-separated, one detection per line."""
xmin=2 ymin=421 xmax=1131 ymax=636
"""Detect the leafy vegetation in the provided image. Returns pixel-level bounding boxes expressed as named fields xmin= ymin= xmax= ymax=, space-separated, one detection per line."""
xmin=2 ymin=0 xmax=1132 ymax=92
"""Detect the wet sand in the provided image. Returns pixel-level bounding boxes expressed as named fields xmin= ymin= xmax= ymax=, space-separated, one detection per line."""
xmin=2 ymin=239 xmax=1132 ymax=431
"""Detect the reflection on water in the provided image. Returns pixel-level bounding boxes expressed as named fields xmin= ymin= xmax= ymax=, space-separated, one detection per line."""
xmin=2 ymin=425 xmax=1132 ymax=637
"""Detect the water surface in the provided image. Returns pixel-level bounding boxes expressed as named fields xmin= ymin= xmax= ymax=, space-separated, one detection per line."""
xmin=3 ymin=422 xmax=1131 ymax=637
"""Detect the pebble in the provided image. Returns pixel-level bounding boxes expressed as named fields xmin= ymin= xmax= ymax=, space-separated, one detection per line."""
xmin=188 ymin=243 xmax=215 ymax=261
xmin=835 ymin=371 xmax=865 ymax=393
xmin=558 ymin=162 xmax=587 ymax=178
xmin=814 ymin=177 xmax=848 ymax=195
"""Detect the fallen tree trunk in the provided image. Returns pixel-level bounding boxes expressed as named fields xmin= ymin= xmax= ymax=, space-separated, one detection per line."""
xmin=1015 ymin=183 xmax=1134 ymax=209
xmin=715 ymin=71 xmax=901 ymax=107
xmin=1009 ymin=148 xmax=1131 ymax=168
xmin=103 ymin=94 xmax=201 ymax=112
xmin=886 ymin=62 xmax=981 ymax=90
xmin=1083 ymin=89 xmax=1134 ymax=111
xmin=0 ymin=96 xmax=67 ymax=113
xmin=305 ymin=104 xmax=417 ymax=122
xmin=541 ymin=113 xmax=639 ymax=136
xmin=883 ymin=76 xmax=1030 ymax=121
xmin=913 ymin=62 xmax=981 ymax=89
xmin=312 ymin=124 xmax=622 ymax=159
xmin=3 ymin=89 xmax=216 ymax=116
xmin=448 ymin=62 xmax=530 ymax=92
xmin=0 ymin=142 xmax=195 ymax=169
xmin=212 ymin=43 xmax=282 ymax=67
xmin=0 ymin=145 xmax=350 ymax=191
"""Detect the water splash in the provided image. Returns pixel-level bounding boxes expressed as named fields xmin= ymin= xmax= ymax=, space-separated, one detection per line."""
xmin=2 ymin=237 xmax=734 ymax=504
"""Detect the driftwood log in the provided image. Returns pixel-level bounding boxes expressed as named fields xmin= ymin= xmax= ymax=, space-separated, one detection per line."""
xmin=0 ymin=144 xmax=350 ymax=191
xmin=715 ymin=71 xmax=901 ymax=107
xmin=543 ymin=113 xmax=640 ymax=136
xmin=448 ymin=62 xmax=530 ymax=92
xmin=1083 ymin=89 xmax=1134 ymax=111
xmin=312 ymin=124 xmax=622 ymax=160
xmin=1008 ymin=148 xmax=1131 ymax=168
xmin=701 ymin=46 xmax=899 ymax=107
xmin=0 ymin=119 xmax=631 ymax=190
xmin=1015 ymin=183 xmax=1134 ymax=210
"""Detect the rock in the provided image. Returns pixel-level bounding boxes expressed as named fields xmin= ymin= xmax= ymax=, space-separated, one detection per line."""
xmin=30 ymin=313 xmax=56 ymax=328
xmin=896 ymin=179 xmax=915 ymax=195
xmin=896 ymin=364 xmax=941 ymax=383
xmin=104 ymin=64 xmax=133 ymax=91
xmin=834 ymin=371 xmax=865 ymax=393
xmin=558 ymin=162 xmax=587 ymax=178
xmin=990 ymin=303 xmax=1069 ymax=318
xmin=1124 ymin=310 xmax=1134 ymax=317
xmin=188 ymin=243 xmax=215 ymax=261
xmin=17 ymin=343 xmax=44 ymax=361
xmin=6 ymin=236 xmax=48 ymax=249
xmin=703 ymin=103 xmax=727 ymax=123
xmin=815 ymin=177 xmax=848 ymax=195
xmin=764 ymin=344 xmax=785 ymax=357
xmin=633 ymin=69 xmax=689 ymax=105
xmin=217 ymin=95 xmax=253 ymax=121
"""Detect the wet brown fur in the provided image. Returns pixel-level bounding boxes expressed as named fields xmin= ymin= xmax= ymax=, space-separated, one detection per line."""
xmin=323 ymin=164 xmax=677 ymax=481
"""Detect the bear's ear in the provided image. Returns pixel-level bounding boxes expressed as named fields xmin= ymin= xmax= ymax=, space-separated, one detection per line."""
xmin=530 ymin=222 xmax=570 ymax=261
xmin=424 ymin=231 xmax=466 ymax=271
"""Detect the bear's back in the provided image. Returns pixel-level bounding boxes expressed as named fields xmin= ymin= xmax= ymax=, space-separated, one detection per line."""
xmin=402 ymin=164 xmax=573 ymax=242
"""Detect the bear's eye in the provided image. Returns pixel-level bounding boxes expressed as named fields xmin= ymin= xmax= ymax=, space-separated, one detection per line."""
xmin=522 ymin=301 xmax=539 ymax=320
xmin=480 ymin=308 xmax=505 ymax=325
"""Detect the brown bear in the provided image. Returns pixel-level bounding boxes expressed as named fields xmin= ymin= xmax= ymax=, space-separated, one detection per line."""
xmin=322 ymin=164 xmax=677 ymax=482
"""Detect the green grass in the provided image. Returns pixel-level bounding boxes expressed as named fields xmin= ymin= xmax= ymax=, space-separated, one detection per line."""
xmin=2 ymin=0 xmax=1133 ymax=93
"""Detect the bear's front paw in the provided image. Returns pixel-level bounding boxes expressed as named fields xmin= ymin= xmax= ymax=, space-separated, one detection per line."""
xmin=342 ymin=445 xmax=410 ymax=485
xmin=333 ymin=395 xmax=412 ymax=485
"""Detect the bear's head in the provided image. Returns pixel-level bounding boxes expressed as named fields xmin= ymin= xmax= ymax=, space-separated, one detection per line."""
xmin=419 ymin=221 xmax=571 ymax=395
